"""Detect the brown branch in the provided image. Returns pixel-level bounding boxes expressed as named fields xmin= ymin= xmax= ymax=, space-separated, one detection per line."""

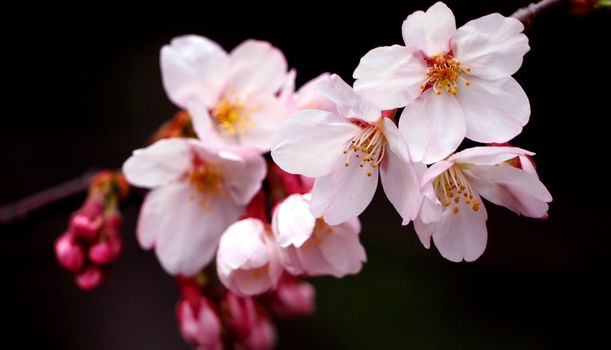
xmin=0 ymin=170 xmax=98 ymax=225
xmin=511 ymin=0 xmax=566 ymax=28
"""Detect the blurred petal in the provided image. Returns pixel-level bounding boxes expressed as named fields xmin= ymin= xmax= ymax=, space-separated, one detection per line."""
xmin=315 ymin=74 xmax=380 ymax=122
xmin=229 ymin=40 xmax=288 ymax=96
xmin=273 ymin=194 xmax=316 ymax=248
xmin=450 ymin=146 xmax=533 ymax=165
xmin=402 ymin=1 xmax=456 ymax=57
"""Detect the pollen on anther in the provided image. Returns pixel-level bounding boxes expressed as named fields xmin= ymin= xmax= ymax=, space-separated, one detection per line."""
xmin=454 ymin=197 xmax=460 ymax=203
xmin=453 ymin=207 xmax=460 ymax=214
xmin=367 ymin=172 xmax=372 ymax=177
xmin=465 ymin=81 xmax=471 ymax=86
xmin=343 ymin=150 xmax=348 ymax=154
xmin=344 ymin=162 xmax=350 ymax=167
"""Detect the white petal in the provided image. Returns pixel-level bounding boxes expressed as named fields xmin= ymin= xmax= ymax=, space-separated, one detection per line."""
xmin=450 ymin=146 xmax=534 ymax=165
xmin=310 ymin=165 xmax=379 ymax=225
xmin=217 ymin=218 xmax=269 ymax=270
xmin=458 ymin=77 xmax=530 ymax=143
xmin=353 ymin=45 xmax=428 ymax=109
xmin=218 ymin=150 xmax=266 ymax=206
xmin=452 ymin=14 xmax=529 ymax=80
xmin=399 ymin=89 xmax=466 ymax=164
xmin=160 ymin=35 xmax=228 ymax=108
xmin=228 ymin=40 xmax=288 ymax=96
xmin=316 ymin=221 xmax=367 ymax=277
xmin=272 ymin=194 xmax=316 ymax=248
xmin=294 ymin=73 xmax=335 ymax=111
xmin=271 ymin=109 xmax=359 ymax=177
xmin=238 ymin=94 xmax=291 ymax=151
xmin=315 ymin=74 xmax=380 ymax=123
xmin=402 ymin=1 xmax=456 ymax=57
xmin=123 ymin=138 xmax=192 ymax=189
xmin=184 ymin=100 xmax=228 ymax=147
xmin=138 ymin=182 xmax=242 ymax=275
xmin=418 ymin=196 xmax=488 ymax=262
xmin=380 ymin=126 xmax=424 ymax=224
xmin=465 ymin=164 xmax=552 ymax=218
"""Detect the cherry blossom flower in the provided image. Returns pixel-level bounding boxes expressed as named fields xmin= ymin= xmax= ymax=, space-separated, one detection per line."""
xmin=354 ymin=1 xmax=530 ymax=164
xmin=123 ymin=138 xmax=266 ymax=275
xmin=216 ymin=218 xmax=283 ymax=296
xmin=414 ymin=146 xmax=552 ymax=262
xmin=271 ymin=193 xmax=366 ymax=277
xmin=271 ymin=74 xmax=422 ymax=225
xmin=161 ymin=35 xmax=291 ymax=152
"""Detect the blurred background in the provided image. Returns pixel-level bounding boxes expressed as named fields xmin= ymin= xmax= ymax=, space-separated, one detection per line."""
xmin=2 ymin=0 xmax=609 ymax=348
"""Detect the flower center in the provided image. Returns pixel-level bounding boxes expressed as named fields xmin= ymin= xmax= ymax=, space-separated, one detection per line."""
xmin=188 ymin=162 xmax=227 ymax=211
xmin=342 ymin=120 xmax=387 ymax=177
xmin=421 ymin=54 xmax=471 ymax=96
xmin=433 ymin=166 xmax=480 ymax=214
xmin=211 ymin=94 xmax=256 ymax=137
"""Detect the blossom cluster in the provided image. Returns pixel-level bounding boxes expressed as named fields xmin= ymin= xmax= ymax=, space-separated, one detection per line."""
xmin=116 ymin=2 xmax=551 ymax=348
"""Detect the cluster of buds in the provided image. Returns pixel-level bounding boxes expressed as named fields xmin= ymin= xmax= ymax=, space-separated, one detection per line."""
xmin=54 ymin=171 xmax=129 ymax=290
xmin=176 ymin=273 xmax=314 ymax=350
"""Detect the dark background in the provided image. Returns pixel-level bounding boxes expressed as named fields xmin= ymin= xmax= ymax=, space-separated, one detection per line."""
xmin=2 ymin=1 xmax=609 ymax=349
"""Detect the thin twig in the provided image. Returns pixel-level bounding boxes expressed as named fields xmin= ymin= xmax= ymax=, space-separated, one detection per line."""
xmin=511 ymin=0 xmax=566 ymax=28
xmin=0 ymin=170 xmax=97 ymax=225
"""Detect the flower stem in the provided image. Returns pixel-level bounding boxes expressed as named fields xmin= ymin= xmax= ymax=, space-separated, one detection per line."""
xmin=511 ymin=0 xmax=566 ymax=28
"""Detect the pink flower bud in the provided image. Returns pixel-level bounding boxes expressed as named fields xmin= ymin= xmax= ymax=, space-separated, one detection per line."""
xmin=88 ymin=238 xmax=119 ymax=265
xmin=266 ymin=276 xmax=315 ymax=318
xmin=55 ymin=233 xmax=84 ymax=272
xmin=238 ymin=313 xmax=276 ymax=350
xmin=105 ymin=212 xmax=123 ymax=231
xmin=177 ymin=297 xmax=223 ymax=350
xmin=75 ymin=266 xmax=107 ymax=291
xmin=71 ymin=214 xmax=101 ymax=241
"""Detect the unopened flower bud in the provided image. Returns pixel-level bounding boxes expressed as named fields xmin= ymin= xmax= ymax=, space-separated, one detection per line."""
xmin=71 ymin=214 xmax=101 ymax=241
xmin=55 ymin=233 xmax=84 ymax=272
xmin=75 ymin=266 xmax=107 ymax=291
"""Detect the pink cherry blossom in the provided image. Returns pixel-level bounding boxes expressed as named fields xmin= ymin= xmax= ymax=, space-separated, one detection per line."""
xmin=353 ymin=2 xmax=530 ymax=164
xmin=271 ymin=74 xmax=422 ymax=225
xmin=123 ymin=138 xmax=266 ymax=275
xmin=414 ymin=146 xmax=552 ymax=262
xmin=264 ymin=275 xmax=316 ymax=318
xmin=272 ymin=193 xmax=366 ymax=277
xmin=161 ymin=35 xmax=292 ymax=152
xmin=216 ymin=218 xmax=283 ymax=296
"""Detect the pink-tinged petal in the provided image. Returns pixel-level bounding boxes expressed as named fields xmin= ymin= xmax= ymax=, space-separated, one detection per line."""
xmin=353 ymin=45 xmax=428 ymax=109
xmin=218 ymin=150 xmax=266 ymax=206
xmin=271 ymin=109 xmax=359 ymax=177
xmin=420 ymin=160 xmax=454 ymax=192
xmin=449 ymin=146 xmax=534 ymax=165
xmin=417 ymin=196 xmax=488 ymax=262
xmin=138 ymin=182 xmax=242 ymax=275
xmin=310 ymin=165 xmax=379 ymax=225
xmin=183 ymin=100 xmax=228 ymax=147
xmin=228 ymin=40 xmax=288 ymax=96
xmin=400 ymin=89 xmax=466 ymax=164
xmin=238 ymin=94 xmax=291 ymax=151
xmin=458 ymin=77 xmax=530 ymax=143
xmin=218 ymin=219 xmax=269 ymax=270
xmin=316 ymin=220 xmax=367 ymax=277
xmin=402 ymin=2 xmax=456 ymax=57
xmin=452 ymin=14 xmax=529 ymax=80
xmin=272 ymin=194 xmax=316 ymax=248
xmin=295 ymin=73 xmax=335 ymax=112
xmin=279 ymin=68 xmax=297 ymax=102
xmin=160 ymin=35 xmax=228 ymax=108
xmin=414 ymin=215 xmax=434 ymax=249
xmin=465 ymin=165 xmax=552 ymax=218
xmin=315 ymin=74 xmax=380 ymax=122
xmin=380 ymin=138 xmax=424 ymax=225
xmin=123 ymin=138 xmax=192 ymax=189
xmin=417 ymin=198 xmax=443 ymax=226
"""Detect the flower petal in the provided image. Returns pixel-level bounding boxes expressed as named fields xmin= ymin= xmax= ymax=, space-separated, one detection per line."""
xmin=316 ymin=220 xmax=366 ymax=277
xmin=123 ymin=138 xmax=192 ymax=189
xmin=217 ymin=150 xmax=266 ymax=206
xmin=310 ymin=165 xmax=379 ymax=225
xmin=402 ymin=1 xmax=456 ymax=57
xmin=416 ymin=196 xmax=488 ymax=262
xmin=380 ymin=121 xmax=424 ymax=224
xmin=228 ymin=40 xmax=288 ymax=96
xmin=399 ymin=89 xmax=466 ymax=164
xmin=238 ymin=94 xmax=291 ymax=151
xmin=271 ymin=109 xmax=359 ymax=177
xmin=272 ymin=194 xmax=316 ymax=248
xmin=160 ymin=35 xmax=228 ymax=108
xmin=452 ymin=14 xmax=529 ymax=80
xmin=465 ymin=164 xmax=552 ymax=218
xmin=315 ymin=74 xmax=380 ymax=122
xmin=138 ymin=182 xmax=242 ymax=275
xmin=449 ymin=146 xmax=534 ymax=165
xmin=294 ymin=73 xmax=335 ymax=111
xmin=458 ymin=77 xmax=530 ymax=143
xmin=184 ymin=100 xmax=228 ymax=147
xmin=218 ymin=218 xmax=269 ymax=270
xmin=353 ymin=45 xmax=428 ymax=109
